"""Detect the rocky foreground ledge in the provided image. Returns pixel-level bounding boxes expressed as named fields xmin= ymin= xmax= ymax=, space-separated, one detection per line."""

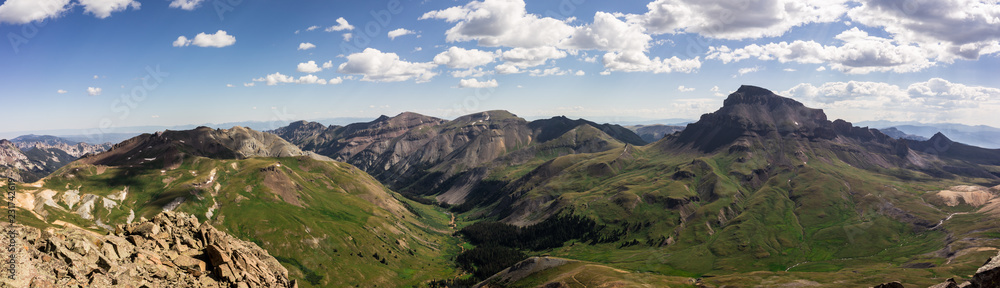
xmin=1 ymin=211 xmax=296 ymax=288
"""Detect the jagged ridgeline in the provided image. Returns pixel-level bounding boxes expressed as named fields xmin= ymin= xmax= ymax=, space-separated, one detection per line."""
xmin=9 ymin=126 xmax=460 ymax=287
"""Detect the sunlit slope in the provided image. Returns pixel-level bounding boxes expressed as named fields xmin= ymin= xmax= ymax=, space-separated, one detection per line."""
xmin=13 ymin=127 xmax=462 ymax=287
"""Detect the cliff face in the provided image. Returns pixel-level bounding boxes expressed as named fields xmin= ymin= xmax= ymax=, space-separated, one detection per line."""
xmin=2 ymin=211 xmax=294 ymax=288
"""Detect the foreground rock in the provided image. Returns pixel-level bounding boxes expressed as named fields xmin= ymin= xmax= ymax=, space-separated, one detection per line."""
xmin=2 ymin=211 xmax=295 ymax=288
xmin=875 ymin=249 xmax=1000 ymax=288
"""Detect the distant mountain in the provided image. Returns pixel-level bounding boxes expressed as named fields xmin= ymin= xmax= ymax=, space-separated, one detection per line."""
xmin=876 ymin=127 xmax=927 ymax=141
xmin=271 ymin=111 xmax=648 ymax=206
xmin=0 ymin=139 xmax=77 ymax=182
xmin=856 ymin=121 xmax=1000 ymax=149
xmin=11 ymin=134 xmax=112 ymax=157
xmin=625 ymin=124 xmax=685 ymax=143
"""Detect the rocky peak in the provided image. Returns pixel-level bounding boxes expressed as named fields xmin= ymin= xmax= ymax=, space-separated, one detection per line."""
xmin=674 ymin=85 xmax=831 ymax=152
xmin=2 ymin=210 xmax=295 ymax=287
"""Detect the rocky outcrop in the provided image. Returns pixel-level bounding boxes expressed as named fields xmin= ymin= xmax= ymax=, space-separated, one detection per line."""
xmin=922 ymin=250 xmax=1000 ymax=288
xmin=2 ymin=211 xmax=294 ymax=288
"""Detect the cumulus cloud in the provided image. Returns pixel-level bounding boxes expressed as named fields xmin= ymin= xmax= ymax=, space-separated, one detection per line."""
xmin=574 ymin=70 xmax=585 ymax=76
xmin=677 ymin=85 xmax=695 ymax=92
xmin=420 ymin=0 xmax=575 ymax=48
xmin=388 ymin=28 xmax=416 ymax=40
xmin=560 ymin=11 xmax=651 ymax=52
xmin=707 ymin=28 xmax=933 ymax=74
xmin=342 ymin=33 xmax=353 ymax=42
xmin=602 ymin=51 xmax=701 ymax=73
xmin=847 ymin=0 xmax=1000 ymax=62
xmin=168 ymin=0 xmax=203 ymax=10
xmin=421 ymin=0 xmax=702 ymax=75
xmin=528 ymin=67 xmax=568 ymax=77
xmin=326 ymin=17 xmax=354 ymax=32
xmin=781 ymin=78 xmax=1000 ymax=124
xmin=0 ymin=0 xmax=71 ymax=24
xmin=625 ymin=0 xmax=848 ymax=40
xmin=87 ymin=87 xmax=102 ymax=96
xmin=297 ymin=61 xmax=324 ymax=73
xmin=451 ymin=67 xmax=489 ymax=78
xmin=56 ymin=89 xmax=67 ymax=94
xmin=243 ymin=82 xmax=255 ymax=87
xmin=173 ymin=30 xmax=236 ymax=48
xmin=337 ymin=48 xmax=438 ymax=83
xmin=226 ymin=84 xmax=234 ymax=87
xmin=433 ymin=47 xmax=498 ymax=69
xmin=458 ymin=78 xmax=498 ymax=88
xmin=252 ymin=72 xmax=335 ymax=86
xmin=298 ymin=42 xmax=316 ymax=50
xmin=500 ymin=46 xmax=567 ymax=68
xmin=78 ymin=0 xmax=140 ymax=19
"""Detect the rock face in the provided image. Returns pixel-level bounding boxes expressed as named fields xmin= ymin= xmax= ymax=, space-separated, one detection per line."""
xmin=0 ymin=139 xmax=77 ymax=183
xmin=2 ymin=211 xmax=293 ymax=288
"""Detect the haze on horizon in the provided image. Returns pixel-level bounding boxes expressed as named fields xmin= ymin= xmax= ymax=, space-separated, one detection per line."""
xmin=1 ymin=0 xmax=998 ymax=135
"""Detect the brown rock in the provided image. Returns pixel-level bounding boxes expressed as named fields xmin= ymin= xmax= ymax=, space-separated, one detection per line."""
xmin=172 ymin=255 xmax=207 ymax=272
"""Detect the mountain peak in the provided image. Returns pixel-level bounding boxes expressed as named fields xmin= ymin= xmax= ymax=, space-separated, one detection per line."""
xmin=929 ymin=132 xmax=952 ymax=143
xmin=673 ymin=85 xmax=831 ymax=152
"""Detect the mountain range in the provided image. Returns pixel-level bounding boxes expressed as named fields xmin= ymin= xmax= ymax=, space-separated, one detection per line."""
xmin=4 ymin=85 xmax=1000 ymax=287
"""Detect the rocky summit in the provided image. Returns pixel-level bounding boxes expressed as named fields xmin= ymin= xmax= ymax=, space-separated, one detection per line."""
xmin=1 ymin=211 xmax=294 ymax=288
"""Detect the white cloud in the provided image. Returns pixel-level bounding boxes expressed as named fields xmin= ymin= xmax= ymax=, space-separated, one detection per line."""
xmin=226 ymin=84 xmax=234 ymax=87
xmin=326 ymin=17 xmax=354 ymax=32
xmin=816 ymin=66 xmax=827 ymax=71
xmin=322 ymin=61 xmax=333 ymax=69
xmin=414 ymin=47 xmax=423 ymax=52
xmin=494 ymin=63 xmax=520 ymax=74
xmin=298 ymin=42 xmax=316 ymax=50
xmin=451 ymin=67 xmax=489 ymax=78
xmin=78 ymin=0 xmax=140 ymax=19
xmin=173 ymin=30 xmax=236 ymax=48
xmin=626 ymin=0 xmax=848 ymax=40
xmin=677 ymin=85 xmax=695 ymax=92
xmin=706 ymin=28 xmax=933 ymax=74
xmin=458 ymin=78 xmax=498 ymax=88
xmin=560 ymin=11 xmax=651 ymax=52
xmin=92 ymin=75 xmax=99 ymax=79
xmin=602 ymin=51 xmax=701 ymax=73
xmin=783 ymin=68 xmax=797 ymax=72
xmin=388 ymin=28 xmax=416 ymax=40
xmin=297 ymin=60 xmax=323 ymax=73
xmin=420 ymin=0 xmax=575 ymax=48
xmin=0 ymin=0 xmax=71 ymax=24
xmin=528 ymin=67 xmax=568 ymax=77
xmin=168 ymin=0 xmax=203 ymax=10
xmin=328 ymin=77 xmax=344 ymax=85
xmin=500 ymin=46 xmax=567 ymax=68
xmin=711 ymin=85 xmax=724 ymax=97
xmin=252 ymin=72 xmax=335 ymax=86
xmin=780 ymin=78 xmax=1000 ymax=124
xmin=87 ymin=87 xmax=102 ymax=96
xmin=306 ymin=25 xmax=320 ymax=31
xmin=56 ymin=89 xmax=67 ymax=94
xmin=847 ymin=0 xmax=1000 ymax=62
xmin=342 ymin=33 xmax=353 ymax=42
xmin=574 ymin=70 xmax=585 ymax=76
xmin=337 ymin=48 xmax=438 ymax=83
xmin=737 ymin=66 xmax=760 ymax=76
xmin=433 ymin=47 xmax=497 ymax=69
xmin=172 ymin=36 xmax=189 ymax=47
xmin=243 ymin=82 xmax=255 ymax=87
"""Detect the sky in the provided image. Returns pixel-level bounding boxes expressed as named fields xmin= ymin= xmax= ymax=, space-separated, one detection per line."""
xmin=1 ymin=0 xmax=998 ymax=136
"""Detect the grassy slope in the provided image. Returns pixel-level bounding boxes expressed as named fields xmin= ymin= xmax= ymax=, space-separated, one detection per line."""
xmin=473 ymin=135 xmax=1000 ymax=286
xmin=17 ymin=155 xmax=463 ymax=287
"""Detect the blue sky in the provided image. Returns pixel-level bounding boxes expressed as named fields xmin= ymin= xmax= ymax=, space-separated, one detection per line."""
xmin=1 ymin=0 xmax=998 ymax=135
